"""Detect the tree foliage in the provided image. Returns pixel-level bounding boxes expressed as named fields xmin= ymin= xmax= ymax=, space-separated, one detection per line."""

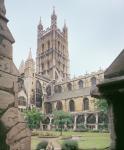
xmin=95 ymin=98 xmax=108 ymax=113
xmin=53 ymin=110 xmax=73 ymax=127
xmin=24 ymin=108 xmax=44 ymax=129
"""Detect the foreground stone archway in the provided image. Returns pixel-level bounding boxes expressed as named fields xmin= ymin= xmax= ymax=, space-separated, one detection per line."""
xmin=0 ymin=0 xmax=31 ymax=149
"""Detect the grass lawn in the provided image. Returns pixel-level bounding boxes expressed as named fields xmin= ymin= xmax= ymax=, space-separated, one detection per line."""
xmin=31 ymin=131 xmax=110 ymax=150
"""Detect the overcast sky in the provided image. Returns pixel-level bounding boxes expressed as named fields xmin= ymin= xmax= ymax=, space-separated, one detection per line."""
xmin=5 ymin=0 xmax=124 ymax=77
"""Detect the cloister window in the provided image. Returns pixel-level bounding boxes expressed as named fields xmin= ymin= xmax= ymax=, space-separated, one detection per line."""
xmin=56 ymin=101 xmax=63 ymax=110
xmin=67 ymin=82 xmax=72 ymax=91
xmin=78 ymin=80 xmax=83 ymax=89
xmin=46 ymin=85 xmax=51 ymax=96
xmin=83 ymin=98 xmax=89 ymax=110
xmin=45 ymin=102 xmax=52 ymax=114
xmin=69 ymin=100 xmax=75 ymax=112
xmin=91 ymin=77 xmax=96 ymax=86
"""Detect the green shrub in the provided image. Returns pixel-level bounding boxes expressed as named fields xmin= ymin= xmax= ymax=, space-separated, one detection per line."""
xmin=61 ymin=140 xmax=78 ymax=150
xmin=36 ymin=140 xmax=48 ymax=150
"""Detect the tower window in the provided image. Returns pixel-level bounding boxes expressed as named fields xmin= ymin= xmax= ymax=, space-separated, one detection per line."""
xmin=58 ymin=41 xmax=60 ymax=50
xmin=47 ymin=40 xmax=50 ymax=49
xmin=42 ymin=44 xmax=44 ymax=52
xmin=42 ymin=63 xmax=44 ymax=70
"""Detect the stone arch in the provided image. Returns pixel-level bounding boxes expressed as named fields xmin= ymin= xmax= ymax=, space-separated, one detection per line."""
xmin=78 ymin=80 xmax=83 ymax=89
xmin=46 ymin=85 xmax=51 ymax=96
xmin=87 ymin=114 xmax=96 ymax=124
xmin=44 ymin=102 xmax=52 ymax=114
xmin=67 ymin=82 xmax=72 ymax=91
xmin=18 ymin=96 xmax=27 ymax=106
xmin=77 ymin=115 xmax=85 ymax=124
xmin=91 ymin=77 xmax=96 ymax=86
xmin=83 ymin=98 xmax=89 ymax=110
xmin=36 ymin=80 xmax=43 ymax=107
xmin=69 ymin=100 xmax=75 ymax=112
xmin=56 ymin=101 xmax=63 ymax=110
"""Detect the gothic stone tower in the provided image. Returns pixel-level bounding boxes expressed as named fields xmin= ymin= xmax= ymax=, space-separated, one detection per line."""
xmin=36 ymin=8 xmax=70 ymax=82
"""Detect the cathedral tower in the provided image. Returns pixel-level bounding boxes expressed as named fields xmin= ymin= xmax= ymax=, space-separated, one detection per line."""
xmin=36 ymin=8 xmax=70 ymax=81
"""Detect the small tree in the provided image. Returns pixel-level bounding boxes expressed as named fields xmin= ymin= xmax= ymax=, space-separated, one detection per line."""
xmin=24 ymin=108 xmax=44 ymax=129
xmin=95 ymin=98 xmax=108 ymax=113
xmin=53 ymin=110 xmax=73 ymax=135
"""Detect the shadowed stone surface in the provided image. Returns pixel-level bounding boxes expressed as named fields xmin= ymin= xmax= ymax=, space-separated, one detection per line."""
xmin=0 ymin=0 xmax=31 ymax=149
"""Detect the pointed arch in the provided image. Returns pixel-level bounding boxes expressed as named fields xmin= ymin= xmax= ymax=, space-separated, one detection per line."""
xmin=56 ymin=101 xmax=63 ymax=110
xmin=91 ymin=77 xmax=96 ymax=86
xmin=83 ymin=98 xmax=89 ymax=110
xmin=78 ymin=80 xmax=83 ymax=89
xmin=69 ymin=100 xmax=75 ymax=112
xmin=44 ymin=102 xmax=52 ymax=114
xmin=46 ymin=85 xmax=51 ymax=96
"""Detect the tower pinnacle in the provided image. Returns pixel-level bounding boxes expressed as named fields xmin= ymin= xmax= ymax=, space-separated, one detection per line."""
xmin=28 ymin=48 xmax=32 ymax=60
xmin=51 ymin=6 xmax=57 ymax=28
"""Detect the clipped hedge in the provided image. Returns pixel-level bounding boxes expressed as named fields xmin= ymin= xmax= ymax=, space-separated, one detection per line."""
xmin=61 ymin=140 xmax=78 ymax=150
xmin=36 ymin=140 xmax=48 ymax=150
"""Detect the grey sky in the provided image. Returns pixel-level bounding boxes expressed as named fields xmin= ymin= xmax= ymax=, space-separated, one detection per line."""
xmin=5 ymin=0 xmax=124 ymax=77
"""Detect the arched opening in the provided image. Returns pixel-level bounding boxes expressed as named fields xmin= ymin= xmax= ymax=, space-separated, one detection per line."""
xmin=91 ymin=77 xmax=96 ymax=87
xmin=58 ymin=41 xmax=60 ymax=50
xmin=44 ymin=102 xmax=52 ymax=114
xmin=87 ymin=114 xmax=96 ymax=124
xmin=67 ymin=82 xmax=72 ymax=91
xmin=69 ymin=100 xmax=75 ymax=112
xmin=36 ymin=80 xmax=43 ymax=107
xmin=77 ymin=115 xmax=85 ymax=124
xmin=56 ymin=101 xmax=63 ymax=110
xmin=46 ymin=85 xmax=51 ymax=96
xmin=83 ymin=98 xmax=89 ymax=111
xmin=78 ymin=80 xmax=83 ymax=89
xmin=18 ymin=96 xmax=27 ymax=106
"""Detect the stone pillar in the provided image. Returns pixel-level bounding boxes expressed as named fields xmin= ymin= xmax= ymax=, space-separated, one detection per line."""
xmin=84 ymin=113 xmax=87 ymax=128
xmin=73 ymin=115 xmax=77 ymax=130
xmin=48 ymin=117 xmax=52 ymax=131
xmin=95 ymin=112 xmax=98 ymax=130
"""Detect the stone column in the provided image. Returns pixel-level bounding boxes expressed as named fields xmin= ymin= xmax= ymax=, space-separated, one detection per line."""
xmin=48 ymin=117 xmax=53 ymax=131
xmin=73 ymin=115 xmax=77 ymax=130
xmin=84 ymin=113 xmax=87 ymax=128
xmin=95 ymin=112 xmax=98 ymax=130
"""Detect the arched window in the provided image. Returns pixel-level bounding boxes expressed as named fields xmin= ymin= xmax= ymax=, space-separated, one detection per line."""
xmin=91 ymin=77 xmax=96 ymax=86
xmin=47 ymin=61 xmax=50 ymax=69
xmin=67 ymin=83 xmax=72 ymax=91
xmin=54 ymin=85 xmax=62 ymax=93
xmin=87 ymin=114 xmax=96 ymax=124
xmin=69 ymin=100 xmax=75 ymax=112
xmin=44 ymin=102 xmax=52 ymax=114
xmin=83 ymin=98 xmax=89 ymax=110
xmin=42 ymin=44 xmax=44 ymax=52
xmin=46 ymin=85 xmax=51 ymax=96
xmin=98 ymin=112 xmax=108 ymax=124
xmin=78 ymin=80 xmax=83 ymax=89
xmin=47 ymin=40 xmax=50 ymax=49
xmin=36 ymin=80 xmax=43 ymax=107
xmin=18 ymin=96 xmax=26 ymax=106
xmin=56 ymin=101 xmax=63 ymax=110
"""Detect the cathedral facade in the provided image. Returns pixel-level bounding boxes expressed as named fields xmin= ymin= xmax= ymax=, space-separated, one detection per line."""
xmin=18 ymin=9 xmax=106 ymax=130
